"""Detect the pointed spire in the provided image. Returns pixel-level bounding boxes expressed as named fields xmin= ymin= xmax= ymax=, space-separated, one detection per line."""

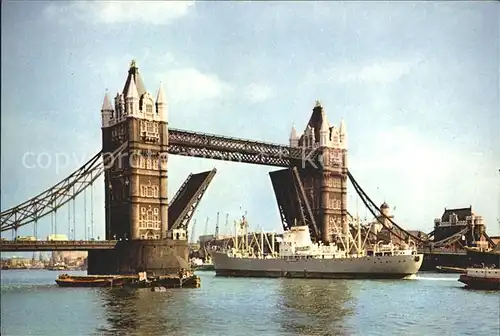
xmin=101 ymin=89 xmax=113 ymax=111
xmin=289 ymin=123 xmax=298 ymax=147
xmin=289 ymin=123 xmax=297 ymax=139
xmin=122 ymin=59 xmax=147 ymax=97
xmin=339 ymin=118 xmax=348 ymax=148
xmin=126 ymin=75 xmax=139 ymax=99
xmin=156 ymin=81 xmax=167 ymax=122
xmin=320 ymin=111 xmax=330 ymax=132
xmin=339 ymin=119 xmax=347 ymax=135
xmin=319 ymin=109 xmax=330 ymax=147
xmin=101 ymin=90 xmax=114 ymax=128
xmin=156 ymin=81 xmax=165 ymax=104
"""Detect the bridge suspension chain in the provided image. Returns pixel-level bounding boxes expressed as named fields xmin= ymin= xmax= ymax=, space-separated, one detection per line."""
xmin=1 ymin=142 xmax=127 ymax=232
xmin=72 ymin=185 xmax=76 ymax=240
xmin=347 ymin=170 xmax=472 ymax=248
xmin=67 ymin=200 xmax=71 ymax=240
xmin=90 ymin=182 xmax=94 ymax=239
xmin=84 ymin=188 xmax=87 ymax=240
xmin=347 ymin=170 xmax=427 ymax=244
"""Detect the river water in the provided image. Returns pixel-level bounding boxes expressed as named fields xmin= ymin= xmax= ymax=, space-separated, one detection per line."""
xmin=1 ymin=270 xmax=498 ymax=336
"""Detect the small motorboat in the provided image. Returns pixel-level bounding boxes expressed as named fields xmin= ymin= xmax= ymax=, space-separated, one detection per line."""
xmin=458 ymin=267 xmax=500 ymax=290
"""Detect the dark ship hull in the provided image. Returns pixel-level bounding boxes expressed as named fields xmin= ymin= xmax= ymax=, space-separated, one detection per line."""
xmin=421 ymin=249 xmax=500 ymax=271
xmin=465 ymin=248 xmax=500 ymax=267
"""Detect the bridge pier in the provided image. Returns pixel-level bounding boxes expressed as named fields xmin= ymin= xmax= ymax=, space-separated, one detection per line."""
xmin=87 ymin=239 xmax=188 ymax=275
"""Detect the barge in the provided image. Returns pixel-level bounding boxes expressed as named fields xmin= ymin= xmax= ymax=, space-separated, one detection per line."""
xmin=55 ymin=274 xmax=125 ymax=287
xmin=55 ymin=269 xmax=200 ymax=289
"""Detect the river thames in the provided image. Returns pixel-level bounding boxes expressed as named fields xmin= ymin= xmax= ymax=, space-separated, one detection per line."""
xmin=1 ymin=270 xmax=498 ymax=335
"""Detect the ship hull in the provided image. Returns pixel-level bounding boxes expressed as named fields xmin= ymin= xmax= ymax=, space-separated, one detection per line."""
xmin=211 ymin=252 xmax=423 ymax=279
xmin=421 ymin=249 xmax=500 ymax=271
xmin=458 ymin=275 xmax=500 ymax=290
xmin=55 ymin=279 xmax=120 ymax=287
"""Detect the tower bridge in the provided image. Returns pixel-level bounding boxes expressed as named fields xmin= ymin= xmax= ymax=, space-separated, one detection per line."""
xmin=1 ymin=61 xmax=492 ymax=274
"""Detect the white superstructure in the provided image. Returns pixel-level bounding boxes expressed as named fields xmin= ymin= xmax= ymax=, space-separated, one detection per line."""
xmin=465 ymin=268 xmax=500 ymax=279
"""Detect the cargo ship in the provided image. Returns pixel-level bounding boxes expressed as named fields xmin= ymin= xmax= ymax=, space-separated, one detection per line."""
xmin=464 ymin=245 xmax=500 ymax=267
xmin=458 ymin=267 xmax=500 ymax=290
xmin=211 ymin=216 xmax=423 ymax=279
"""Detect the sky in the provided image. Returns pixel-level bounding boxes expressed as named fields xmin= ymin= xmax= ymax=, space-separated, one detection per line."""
xmin=1 ymin=1 xmax=499 ymax=247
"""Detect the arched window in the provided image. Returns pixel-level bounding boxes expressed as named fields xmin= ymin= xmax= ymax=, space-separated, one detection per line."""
xmin=141 ymin=93 xmax=155 ymax=117
xmin=146 ymin=104 xmax=153 ymax=115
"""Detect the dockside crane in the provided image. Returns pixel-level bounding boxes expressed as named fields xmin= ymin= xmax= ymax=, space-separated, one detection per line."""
xmin=190 ymin=219 xmax=197 ymax=245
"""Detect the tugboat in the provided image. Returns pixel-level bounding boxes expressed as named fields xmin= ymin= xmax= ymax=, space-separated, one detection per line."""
xmin=192 ymin=256 xmax=215 ymax=271
xmin=458 ymin=267 xmax=500 ymax=290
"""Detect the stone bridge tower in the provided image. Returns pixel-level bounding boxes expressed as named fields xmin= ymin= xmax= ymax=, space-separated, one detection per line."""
xmin=289 ymin=101 xmax=348 ymax=244
xmin=101 ymin=60 xmax=168 ymax=241
xmin=89 ymin=61 xmax=188 ymax=275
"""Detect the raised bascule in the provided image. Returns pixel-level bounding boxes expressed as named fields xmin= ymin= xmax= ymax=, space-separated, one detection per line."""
xmin=0 ymin=60 xmax=497 ymax=274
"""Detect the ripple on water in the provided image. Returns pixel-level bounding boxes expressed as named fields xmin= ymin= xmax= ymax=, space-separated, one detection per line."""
xmin=1 ymin=271 xmax=499 ymax=336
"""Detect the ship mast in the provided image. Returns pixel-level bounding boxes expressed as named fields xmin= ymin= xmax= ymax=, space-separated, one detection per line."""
xmin=357 ymin=197 xmax=362 ymax=254
xmin=345 ymin=217 xmax=350 ymax=254
xmin=244 ymin=212 xmax=249 ymax=253
xmin=190 ymin=219 xmax=197 ymax=245
xmin=215 ymin=212 xmax=220 ymax=240
xmin=234 ymin=218 xmax=238 ymax=251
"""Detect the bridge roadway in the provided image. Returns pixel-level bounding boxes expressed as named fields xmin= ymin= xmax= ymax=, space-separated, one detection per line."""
xmin=0 ymin=240 xmax=117 ymax=252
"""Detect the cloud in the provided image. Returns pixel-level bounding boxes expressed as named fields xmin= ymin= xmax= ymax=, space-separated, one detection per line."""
xmin=43 ymin=1 xmax=194 ymax=25
xmin=348 ymin=126 xmax=498 ymax=231
xmin=244 ymin=83 xmax=274 ymax=103
xmin=350 ymin=126 xmax=454 ymax=177
xmin=160 ymin=68 xmax=233 ymax=104
xmin=324 ymin=58 xmax=421 ymax=85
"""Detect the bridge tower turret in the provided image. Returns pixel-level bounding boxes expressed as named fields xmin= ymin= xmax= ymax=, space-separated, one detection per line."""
xmin=289 ymin=124 xmax=299 ymax=147
xmin=90 ymin=60 xmax=185 ymax=276
xmin=296 ymin=101 xmax=348 ymax=244
xmin=101 ymin=60 xmax=169 ymax=241
xmin=101 ymin=90 xmax=114 ymax=128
